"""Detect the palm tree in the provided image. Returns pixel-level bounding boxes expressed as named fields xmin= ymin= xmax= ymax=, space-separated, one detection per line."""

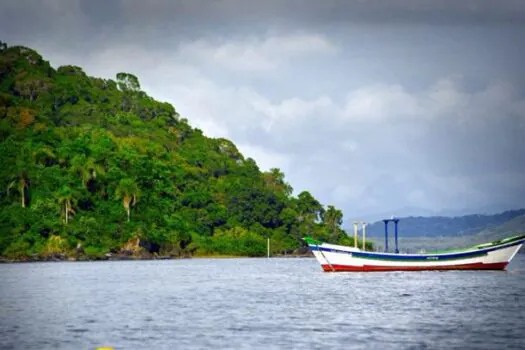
xmin=56 ymin=186 xmax=76 ymax=224
xmin=7 ymin=145 xmax=33 ymax=208
xmin=321 ymin=205 xmax=343 ymax=234
xmin=7 ymin=173 xmax=30 ymax=208
xmin=115 ymin=178 xmax=139 ymax=222
xmin=70 ymin=155 xmax=105 ymax=188
xmin=33 ymin=146 xmax=56 ymax=167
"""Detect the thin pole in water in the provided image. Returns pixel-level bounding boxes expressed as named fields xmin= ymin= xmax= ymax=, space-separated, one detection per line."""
xmin=267 ymin=238 xmax=270 ymax=259
xmin=362 ymin=222 xmax=367 ymax=251
xmin=383 ymin=219 xmax=389 ymax=252
xmin=353 ymin=222 xmax=358 ymax=248
xmin=394 ymin=218 xmax=399 ymax=253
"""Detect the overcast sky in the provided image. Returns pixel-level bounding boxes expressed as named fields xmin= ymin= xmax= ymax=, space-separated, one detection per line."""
xmin=2 ymin=0 xmax=525 ymax=222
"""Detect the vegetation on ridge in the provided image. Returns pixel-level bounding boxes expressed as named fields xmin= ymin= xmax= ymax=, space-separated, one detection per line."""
xmin=364 ymin=209 xmax=525 ymax=238
xmin=0 ymin=41 xmax=370 ymax=260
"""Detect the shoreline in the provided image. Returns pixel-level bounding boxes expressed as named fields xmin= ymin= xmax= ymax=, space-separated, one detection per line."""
xmin=0 ymin=253 xmax=314 ymax=264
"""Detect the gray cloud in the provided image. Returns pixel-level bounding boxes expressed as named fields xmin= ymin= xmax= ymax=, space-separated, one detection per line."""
xmin=91 ymin=0 xmax=525 ymax=26
xmin=3 ymin=1 xmax=525 ymax=40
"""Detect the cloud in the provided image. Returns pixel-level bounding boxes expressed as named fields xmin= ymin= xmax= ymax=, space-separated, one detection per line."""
xmin=94 ymin=0 xmax=525 ymax=27
xmin=5 ymin=1 xmax=525 ymax=51
xmin=340 ymin=77 xmax=525 ymax=123
xmin=176 ymin=34 xmax=336 ymax=72
xmin=343 ymin=84 xmax=419 ymax=121
xmin=236 ymin=144 xmax=291 ymax=172
xmin=252 ymin=96 xmax=335 ymax=131
xmin=159 ymin=73 xmax=525 ymax=219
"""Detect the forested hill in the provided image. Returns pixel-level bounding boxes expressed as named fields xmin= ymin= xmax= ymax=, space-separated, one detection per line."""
xmin=0 ymin=42 xmax=366 ymax=261
xmin=363 ymin=209 xmax=525 ymax=238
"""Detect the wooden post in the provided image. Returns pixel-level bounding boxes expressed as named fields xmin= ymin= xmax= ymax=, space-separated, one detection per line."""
xmin=353 ymin=222 xmax=358 ymax=248
xmin=394 ymin=218 xmax=400 ymax=253
xmin=362 ymin=222 xmax=367 ymax=251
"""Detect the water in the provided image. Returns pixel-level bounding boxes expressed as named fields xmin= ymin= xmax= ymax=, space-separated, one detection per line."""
xmin=1 ymin=255 xmax=525 ymax=350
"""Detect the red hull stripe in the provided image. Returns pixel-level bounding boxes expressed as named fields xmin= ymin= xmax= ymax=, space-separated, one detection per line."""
xmin=321 ymin=262 xmax=508 ymax=272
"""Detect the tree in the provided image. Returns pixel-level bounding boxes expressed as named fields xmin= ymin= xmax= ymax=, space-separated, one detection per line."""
xmin=115 ymin=178 xmax=139 ymax=222
xmin=70 ymin=155 xmax=105 ymax=188
xmin=7 ymin=173 xmax=29 ymax=208
xmin=57 ymin=65 xmax=86 ymax=77
xmin=263 ymin=168 xmax=293 ymax=197
xmin=7 ymin=145 xmax=33 ymax=208
xmin=13 ymin=75 xmax=49 ymax=102
xmin=116 ymin=72 xmax=140 ymax=92
xmin=321 ymin=205 xmax=344 ymax=239
xmin=33 ymin=146 xmax=56 ymax=167
xmin=56 ymin=186 xmax=76 ymax=225
xmin=297 ymin=191 xmax=324 ymax=222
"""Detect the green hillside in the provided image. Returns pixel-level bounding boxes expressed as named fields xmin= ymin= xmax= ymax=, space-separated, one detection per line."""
xmin=477 ymin=214 xmax=525 ymax=237
xmin=0 ymin=41 xmax=368 ymax=261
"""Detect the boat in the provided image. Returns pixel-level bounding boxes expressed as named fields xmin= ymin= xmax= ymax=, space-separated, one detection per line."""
xmin=304 ymin=218 xmax=525 ymax=272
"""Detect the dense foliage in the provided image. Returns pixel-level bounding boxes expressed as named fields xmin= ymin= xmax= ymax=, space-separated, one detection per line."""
xmin=0 ymin=42 xmax=369 ymax=260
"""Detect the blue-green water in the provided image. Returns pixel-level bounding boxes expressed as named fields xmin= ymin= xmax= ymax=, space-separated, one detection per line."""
xmin=1 ymin=255 xmax=525 ymax=349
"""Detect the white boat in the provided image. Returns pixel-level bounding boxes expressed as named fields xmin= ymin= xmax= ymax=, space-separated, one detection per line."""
xmin=304 ymin=229 xmax=525 ymax=272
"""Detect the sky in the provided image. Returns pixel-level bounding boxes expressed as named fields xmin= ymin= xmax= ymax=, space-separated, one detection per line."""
xmin=2 ymin=0 xmax=525 ymax=222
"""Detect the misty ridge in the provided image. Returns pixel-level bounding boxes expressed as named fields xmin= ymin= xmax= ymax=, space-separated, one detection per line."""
xmin=360 ymin=209 xmax=525 ymax=251
xmin=364 ymin=208 xmax=525 ymax=237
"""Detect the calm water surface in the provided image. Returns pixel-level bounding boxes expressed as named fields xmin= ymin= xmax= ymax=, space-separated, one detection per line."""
xmin=1 ymin=255 xmax=525 ymax=349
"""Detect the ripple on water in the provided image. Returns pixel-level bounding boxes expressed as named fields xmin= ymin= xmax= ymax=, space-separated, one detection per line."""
xmin=0 ymin=256 xmax=525 ymax=349
xmin=67 ymin=328 xmax=90 ymax=333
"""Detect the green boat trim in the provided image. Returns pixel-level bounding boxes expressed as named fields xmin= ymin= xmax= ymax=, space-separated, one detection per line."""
xmin=303 ymin=236 xmax=324 ymax=246
xmin=428 ymin=233 xmax=525 ymax=254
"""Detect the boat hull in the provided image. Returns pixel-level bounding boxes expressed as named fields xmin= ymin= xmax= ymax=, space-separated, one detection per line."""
xmin=320 ymin=262 xmax=508 ymax=272
xmin=308 ymin=237 xmax=524 ymax=272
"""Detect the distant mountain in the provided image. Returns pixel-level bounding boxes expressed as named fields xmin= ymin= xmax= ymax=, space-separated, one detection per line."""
xmin=359 ymin=209 xmax=525 ymax=238
xmin=350 ymin=206 xmax=439 ymax=223
xmin=351 ymin=205 xmax=525 ymax=224
xmin=362 ymin=213 xmax=525 ymax=252
xmin=476 ymin=214 xmax=525 ymax=237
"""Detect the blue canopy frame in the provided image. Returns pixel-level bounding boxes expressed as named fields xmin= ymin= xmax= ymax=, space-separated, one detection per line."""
xmin=382 ymin=218 xmax=400 ymax=253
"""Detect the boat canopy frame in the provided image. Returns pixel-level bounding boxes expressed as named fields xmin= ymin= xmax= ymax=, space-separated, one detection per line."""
xmin=383 ymin=218 xmax=400 ymax=253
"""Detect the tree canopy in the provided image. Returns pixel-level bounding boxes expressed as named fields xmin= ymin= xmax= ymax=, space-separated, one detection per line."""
xmin=0 ymin=43 xmax=370 ymax=260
